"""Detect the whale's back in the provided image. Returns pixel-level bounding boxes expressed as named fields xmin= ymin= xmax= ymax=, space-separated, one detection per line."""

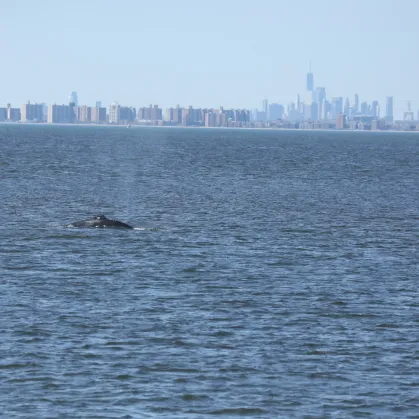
xmin=67 ymin=215 xmax=133 ymax=229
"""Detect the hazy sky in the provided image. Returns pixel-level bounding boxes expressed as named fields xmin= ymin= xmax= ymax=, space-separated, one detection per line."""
xmin=1 ymin=0 xmax=417 ymax=118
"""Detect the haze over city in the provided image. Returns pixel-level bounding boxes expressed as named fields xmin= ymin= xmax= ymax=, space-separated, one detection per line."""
xmin=1 ymin=0 xmax=418 ymax=119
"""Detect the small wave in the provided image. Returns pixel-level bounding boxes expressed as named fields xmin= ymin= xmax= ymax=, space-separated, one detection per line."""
xmin=208 ymin=407 xmax=266 ymax=415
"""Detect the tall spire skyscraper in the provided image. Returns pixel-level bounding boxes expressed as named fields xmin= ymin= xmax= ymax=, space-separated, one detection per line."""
xmin=306 ymin=61 xmax=314 ymax=92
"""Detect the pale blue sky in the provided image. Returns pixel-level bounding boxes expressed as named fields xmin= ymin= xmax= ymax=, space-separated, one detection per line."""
xmin=1 ymin=0 xmax=417 ymax=118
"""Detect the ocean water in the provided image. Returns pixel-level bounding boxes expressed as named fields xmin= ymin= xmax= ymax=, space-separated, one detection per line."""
xmin=0 ymin=124 xmax=418 ymax=418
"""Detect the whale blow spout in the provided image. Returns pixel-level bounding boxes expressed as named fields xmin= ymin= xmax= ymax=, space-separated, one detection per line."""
xmin=67 ymin=215 xmax=133 ymax=229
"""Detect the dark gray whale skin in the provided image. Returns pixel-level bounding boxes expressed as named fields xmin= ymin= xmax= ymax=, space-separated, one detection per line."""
xmin=67 ymin=215 xmax=133 ymax=229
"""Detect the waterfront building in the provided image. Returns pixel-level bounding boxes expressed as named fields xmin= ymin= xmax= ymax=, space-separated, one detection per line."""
xmin=371 ymin=119 xmax=383 ymax=130
xmin=21 ymin=102 xmax=44 ymax=122
xmin=120 ymin=106 xmax=136 ymax=122
xmin=42 ymin=104 xmax=48 ymax=121
xmin=47 ymin=104 xmax=75 ymax=123
xmin=137 ymin=107 xmax=147 ymax=120
xmin=91 ymin=107 xmax=107 ymax=123
xmin=164 ymin=106 xmax=185 ymax=124
xmin=358 ymin=121 xmax=370 ymax=130
xmin=385 ymin=97 xmax=393 ymax=123
xmin=348 ymin=120 xmax=357 ymax=130
xmin=172 ymin=105 xmax=183 ymax=124
xmin=108 ymin=102 xmax=120 ymax=123
xmin=164 ymin=108 xmax=173 ymax=122
xmin=336 ymin=114 xmax=346 ymax=129
xmin=181 ymin=106 xmax=203 ymax=126
xmin=236 ymin=109 xmax=251 ymax=123
xmin=107 ymin=104 xmax=135 ymax=123
xmin=137 ymin=105 xmax=162 ymax=121
xmin=204 ymin=111 xmax=217 ymax=127
xmin=7 ymin=104 xmax=21 ymax=121
xmin=75 ymin=105 xmax=92 ymax=123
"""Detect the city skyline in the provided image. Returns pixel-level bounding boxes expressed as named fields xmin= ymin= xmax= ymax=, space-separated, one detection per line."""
xmin=2 ymin=92 xmax=419 ymax=131
xmin=0 ymin=66 xmax=415 ymax=122
xmin=1 ymin=0 xmax=419 ymax=118
xmin=4 ymin=63 xmax=411 ymax=126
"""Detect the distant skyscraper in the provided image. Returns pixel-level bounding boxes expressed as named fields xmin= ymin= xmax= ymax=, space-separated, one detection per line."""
xmin=371 ymin=101 xmax=379 ymax=118
xmin=344 ymin=97 xmax=350 ymax=116
xmin=306 ymin=62 xmax=314 ymax=92
xmin=360 ymin=101 xmax=368 ymax=115
xmin=95 ymin=101 xmax=102 ymax=108
xmin=314 ymin=87 xmax=326 ymax=107
xmin=287 ymin=102 xmax=298 ymax=121
xmin=269 ymin=103 xmax=284 ymax=120
xmin=69 ymin=91 xmax=78 ymax=107
xmin=354 ymin=94 xmax=359 ymax=113
xmin=322 ymin=100 xmax=330 ymax=120
xmin=304 ymin=102 xmax=318 ymax=121
xmin=331 ymin=97 xmax=343 ymax=119
xmin=262 ymin=99 xmax=268 ymax=120
xmin=385 ymin=97 xmax=393 ymax=123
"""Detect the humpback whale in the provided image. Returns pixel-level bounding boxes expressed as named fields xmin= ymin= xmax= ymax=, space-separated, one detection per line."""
xmin=67 ymin=215 xmax=133 ymax=229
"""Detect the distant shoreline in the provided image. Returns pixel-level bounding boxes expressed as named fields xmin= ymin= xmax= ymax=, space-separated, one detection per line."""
xmin=0 ymin=120 xmax=418 ymax=134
